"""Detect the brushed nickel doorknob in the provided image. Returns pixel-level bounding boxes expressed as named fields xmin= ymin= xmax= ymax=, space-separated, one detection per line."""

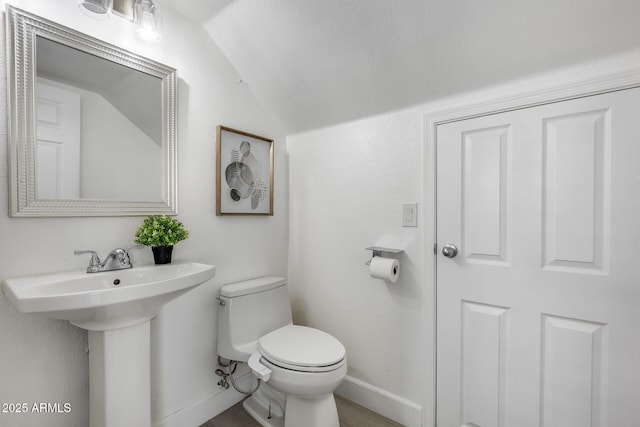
xmin=442 ymin=244 xmax=458 ymax=258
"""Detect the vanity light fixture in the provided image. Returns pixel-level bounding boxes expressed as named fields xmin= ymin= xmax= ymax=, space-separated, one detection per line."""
xmin=79 ymin=0 xmax=113 ymax=20
xmin=80 ymin=0 xmax=160 ymax=43
xmin=134 ymin=0 xmax=161 ymax=42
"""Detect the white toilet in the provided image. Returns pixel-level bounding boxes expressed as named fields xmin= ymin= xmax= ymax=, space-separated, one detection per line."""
xmin=217 ymin=276 xmax=347 ymax=427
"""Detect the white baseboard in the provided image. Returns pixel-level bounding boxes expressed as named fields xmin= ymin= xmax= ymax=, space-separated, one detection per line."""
xmin=336 ymin=375 xmax=422 ymax=427
xmin=153 ymin=372 xmax=422 ymax=427
xmin=152 ymin=372 xmax=253 ymax=427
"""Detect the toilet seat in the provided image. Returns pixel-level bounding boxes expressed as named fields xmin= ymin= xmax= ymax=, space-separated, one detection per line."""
xmin=258 ymin=325 xmax=345 ymax=372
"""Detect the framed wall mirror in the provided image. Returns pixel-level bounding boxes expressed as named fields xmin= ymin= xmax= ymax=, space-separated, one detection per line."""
xmin=6 ymin=6 xmax=177 ymax=216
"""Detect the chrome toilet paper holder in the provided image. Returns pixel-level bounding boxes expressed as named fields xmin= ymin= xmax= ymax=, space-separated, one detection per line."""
xmin=365 ymin=246 xmax=403 ymax=265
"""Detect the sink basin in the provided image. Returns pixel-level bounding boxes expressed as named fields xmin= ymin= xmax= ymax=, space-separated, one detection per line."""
xmin=2 ymin=262 xmax=216 ymax=330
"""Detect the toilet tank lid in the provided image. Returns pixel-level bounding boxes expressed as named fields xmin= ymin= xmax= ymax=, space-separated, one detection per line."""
xmin=220 ymin=276 xmax=287 ymax=298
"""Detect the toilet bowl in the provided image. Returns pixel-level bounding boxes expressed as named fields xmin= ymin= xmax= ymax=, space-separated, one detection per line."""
xmin=217 ymin=277 xmax=347 ymax=427
xmin=246 ymin=325 xmax=346 ymax=427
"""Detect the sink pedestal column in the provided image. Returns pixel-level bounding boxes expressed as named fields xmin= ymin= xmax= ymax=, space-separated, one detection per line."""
xmin=87 ymin=320 xmax=151 ymax=427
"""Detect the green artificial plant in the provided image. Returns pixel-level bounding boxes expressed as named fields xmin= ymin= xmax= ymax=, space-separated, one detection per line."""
xmin=134 ymin=215 xmax=189 ymax=247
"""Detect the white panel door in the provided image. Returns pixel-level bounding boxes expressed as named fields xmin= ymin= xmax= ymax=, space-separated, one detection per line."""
xmin=436 ymin=88 xmax=640 ymax=427
xmin=36 ymin=82 xmax=81 ymax=199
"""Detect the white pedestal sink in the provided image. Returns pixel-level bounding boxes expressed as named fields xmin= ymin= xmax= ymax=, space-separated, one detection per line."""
xmin=2 ymin=262 xmax=216 ymax=427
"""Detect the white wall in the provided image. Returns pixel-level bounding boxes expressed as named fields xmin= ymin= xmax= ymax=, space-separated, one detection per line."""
xmin=0 ymin=1 xmax=287 ymax=426
xmin=287 ymin=48 xmax=640 ymax=427
xmin=287 ymin=109 xmax=426 ymax=426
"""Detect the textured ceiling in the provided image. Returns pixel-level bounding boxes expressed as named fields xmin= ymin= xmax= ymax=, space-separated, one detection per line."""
xmin=165 ymin=0 xmax=640 ymax=133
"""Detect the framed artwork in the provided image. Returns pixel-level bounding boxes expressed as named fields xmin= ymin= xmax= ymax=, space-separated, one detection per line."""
xmin=216 ymin=126 xmax=274 ymax=215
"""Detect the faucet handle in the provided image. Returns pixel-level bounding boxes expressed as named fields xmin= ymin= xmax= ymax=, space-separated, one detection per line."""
xmin=74 ymin=250 xmax=101 ymax=273
xmin=74 ymin=250 xmax=100 ymax=264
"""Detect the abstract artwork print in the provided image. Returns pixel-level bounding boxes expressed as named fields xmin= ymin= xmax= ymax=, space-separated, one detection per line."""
xmin=216 ymin=126 xmax=274 ymax=215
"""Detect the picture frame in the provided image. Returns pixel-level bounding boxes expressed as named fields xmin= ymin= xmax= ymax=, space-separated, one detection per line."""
xmin=216 ymin=126 xmax=274 ymax=215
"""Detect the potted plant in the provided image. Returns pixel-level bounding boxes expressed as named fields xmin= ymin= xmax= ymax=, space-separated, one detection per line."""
xmin=134 ymin=215 xmax=189 ymax=264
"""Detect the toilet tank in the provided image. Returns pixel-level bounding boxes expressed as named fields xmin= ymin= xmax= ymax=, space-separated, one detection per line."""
xmin=217 ymin=276 xmax=293 ymax=362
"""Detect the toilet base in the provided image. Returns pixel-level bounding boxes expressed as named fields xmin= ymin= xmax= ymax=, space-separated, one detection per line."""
xmin=242 ymin=383 xmax=339 ymax=427
xmin=243 ymin=384 xmax=285 ymax=427
xmin=284 ymin=394 xmax=339 ymax=427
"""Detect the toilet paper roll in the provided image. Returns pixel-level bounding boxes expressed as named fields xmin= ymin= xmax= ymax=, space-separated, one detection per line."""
xmin=369 ymin=256 xmax=400 ymax=283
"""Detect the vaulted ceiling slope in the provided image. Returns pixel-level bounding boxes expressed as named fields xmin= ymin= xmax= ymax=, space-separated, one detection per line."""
xmin=166 ymin=0 xmax=640 ymax=133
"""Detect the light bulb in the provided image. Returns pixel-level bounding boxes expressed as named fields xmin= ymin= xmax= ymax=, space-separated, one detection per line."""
xmin=134 ymin=0 xmax=160 ymax=42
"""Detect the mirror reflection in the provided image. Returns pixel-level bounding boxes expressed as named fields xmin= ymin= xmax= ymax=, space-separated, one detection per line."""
xmin=35 ymin=36 xmax=163 ymax=201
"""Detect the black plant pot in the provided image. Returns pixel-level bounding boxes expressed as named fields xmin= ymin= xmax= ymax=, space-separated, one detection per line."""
xmin=152 ymin=246 xmax=173 ymax=264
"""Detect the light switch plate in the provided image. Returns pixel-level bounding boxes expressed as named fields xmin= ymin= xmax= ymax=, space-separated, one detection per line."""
xmin=402 ymin=202 xmax=418 ymax=227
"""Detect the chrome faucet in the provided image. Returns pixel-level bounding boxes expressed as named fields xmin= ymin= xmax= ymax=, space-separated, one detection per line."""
xmin=74 ymin=246 xmax=140 ymax=273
